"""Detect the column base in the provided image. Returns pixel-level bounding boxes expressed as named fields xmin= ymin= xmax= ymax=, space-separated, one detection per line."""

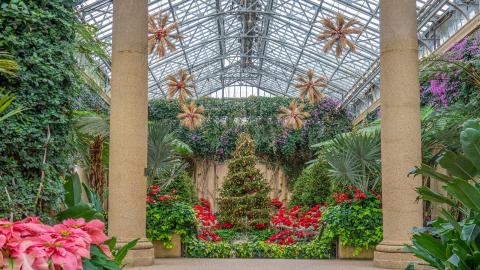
xmin=374 ymin=241 xmax=430 ymax=269
xmin=117 ymin=238 xmax=155 ymax=268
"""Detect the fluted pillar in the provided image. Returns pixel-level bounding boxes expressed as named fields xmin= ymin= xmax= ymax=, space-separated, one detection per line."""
xmin=108 ymin=0 xmax=154 ymax=267
xmin=374 ymin=0 xmax=424 ymax=268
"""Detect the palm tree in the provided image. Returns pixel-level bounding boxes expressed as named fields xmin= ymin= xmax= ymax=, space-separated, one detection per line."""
xmin=147 ymin=120 xmax=192 ymax=184
xmin=317 ymin=13 xmax=362 ymax=58
xmin=74 ymin=112 xmax=110 ymax=204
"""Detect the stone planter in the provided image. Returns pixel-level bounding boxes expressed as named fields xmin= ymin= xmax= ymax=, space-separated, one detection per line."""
xmin=153 ymin=234 xmax=182 ymax=258
xmin=337 ymin=241 xmax=374 ymax=260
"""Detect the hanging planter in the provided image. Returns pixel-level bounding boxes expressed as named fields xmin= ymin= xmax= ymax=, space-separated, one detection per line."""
xmin=166 ymin=68 xmax=195 ymax=102
xmin=148 ymin=12 xmax=184 ymax=58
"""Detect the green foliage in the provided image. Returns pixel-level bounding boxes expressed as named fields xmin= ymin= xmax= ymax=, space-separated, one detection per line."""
xmin=316 ymin=130 xmax=381 ymax=192
xmin=407 ymin=119 xmax=480 ymax=269
xmin=146 ymin=200 xmax=197 ymax=248
xmin=159 ymin=171 xmax=197 ymax=205
xmin=321 ymin=195 xmax=383 ymax=256
xmin=0 ymin=0 xmax=82 ymax=220
xmin=290 ymin=158 xmax=332 ymax=207
xmin=149 ymin=97 xmax=352 ymax=183
xmin=213 ymin=229 xmax=276 ymax=243
xmin=184 ymin=238 xmax=332 ymax=259
xmin=218 ymin=133 xmax=271 ymax=230
xmin=83 ymin=238 xmax=138 ymax=270
xmin=57 ymin=173 xmax=104 ymax=222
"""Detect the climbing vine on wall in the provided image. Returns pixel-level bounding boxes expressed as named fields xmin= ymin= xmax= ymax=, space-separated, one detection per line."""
xmin=149 ymin=96 xmax=352 ymax=183
xmin=0 ymin=0 xmax=83 ymax=220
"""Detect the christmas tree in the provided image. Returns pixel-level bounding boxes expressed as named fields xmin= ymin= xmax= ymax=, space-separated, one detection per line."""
xmin=218 ymin=133 xmax=271 ymax=231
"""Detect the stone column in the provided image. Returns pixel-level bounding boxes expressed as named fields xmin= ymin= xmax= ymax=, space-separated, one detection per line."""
xmin=374 ymin=0 xmax=424 ymax=268
xmin=108 ymin=0 xmax=154 ymax=267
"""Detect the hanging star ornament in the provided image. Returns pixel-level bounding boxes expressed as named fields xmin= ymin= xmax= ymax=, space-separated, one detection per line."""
xmin=317 ymin=12 xmax=363 ymax=58
xmin=278 ymin=101 xmax=310 ymax=130
xmin=166 ymin=68 xmax=195 ymax=102
xmin=177 ymin=100 xmax=205 ymax=130
xmin=295 ymin=68 xmax=327 ymax=104
xmin=148 ymin=12 xmax=184 ymax=58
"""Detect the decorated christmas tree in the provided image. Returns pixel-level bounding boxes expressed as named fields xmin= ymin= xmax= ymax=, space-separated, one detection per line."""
xmin=218 ymin=133 xmax=271 ymax=231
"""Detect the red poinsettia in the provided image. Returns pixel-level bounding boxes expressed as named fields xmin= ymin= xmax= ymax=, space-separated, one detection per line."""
xmin=193 ymin=198 xmax=222 ymax=242
xmin=267 ymin=205 xmax=322 ymax=245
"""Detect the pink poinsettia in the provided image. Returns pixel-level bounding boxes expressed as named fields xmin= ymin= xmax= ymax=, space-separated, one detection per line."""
xmin=0 ymin=217 xmax=113 ymax=270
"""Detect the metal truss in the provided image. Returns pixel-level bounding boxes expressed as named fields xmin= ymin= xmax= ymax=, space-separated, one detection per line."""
xmin=76 ymin=0 xmax=480 ymax=106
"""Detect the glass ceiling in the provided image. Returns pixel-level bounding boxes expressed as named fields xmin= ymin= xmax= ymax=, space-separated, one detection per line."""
xmin=76 ymin=0 xmax=478 ymax=106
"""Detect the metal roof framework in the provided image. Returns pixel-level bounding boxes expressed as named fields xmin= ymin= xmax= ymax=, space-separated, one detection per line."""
xmin=76 ymin=0 xmax=479 ymax=106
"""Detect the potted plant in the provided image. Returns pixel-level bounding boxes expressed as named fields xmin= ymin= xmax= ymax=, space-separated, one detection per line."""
xmin=146 ymin=185 xmax=196 ymax=258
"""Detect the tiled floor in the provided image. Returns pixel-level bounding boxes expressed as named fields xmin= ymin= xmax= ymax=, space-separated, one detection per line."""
xmin=134 ymin=258 xmax=380 ymax=270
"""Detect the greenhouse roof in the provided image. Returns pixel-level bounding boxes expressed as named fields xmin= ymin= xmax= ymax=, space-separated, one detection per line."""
xmin=76 ymin=0 xmax=476 ymax=106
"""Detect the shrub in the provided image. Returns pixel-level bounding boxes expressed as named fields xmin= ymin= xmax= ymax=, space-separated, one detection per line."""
xmin=146 ymin=185 xmax=197 ymax=248
xmin=290 ymin=159 xmax=332 ymax=207
xmin=161 ymin=171 xmax=197 ymax=205
xmin=321 ymin=187 xmax=383 ymax=255
xmin=184 ymin=239 xmax=332 ymax=259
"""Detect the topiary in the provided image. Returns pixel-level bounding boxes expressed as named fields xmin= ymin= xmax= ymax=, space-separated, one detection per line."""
xmin=218 ymin=133 xmax=272 ymax=231
xmin=289 ymin=158 xmax=332 ymax=207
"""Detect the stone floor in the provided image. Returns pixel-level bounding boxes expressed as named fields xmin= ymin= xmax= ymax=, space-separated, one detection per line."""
xmin=134 ymin=258 xmax=380 ymax=270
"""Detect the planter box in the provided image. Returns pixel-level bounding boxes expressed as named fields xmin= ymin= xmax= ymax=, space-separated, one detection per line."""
xmin=337 ymin=241 xmax=374 ymax=260
xmin=153 ymin=234 xmax=182 ymax=258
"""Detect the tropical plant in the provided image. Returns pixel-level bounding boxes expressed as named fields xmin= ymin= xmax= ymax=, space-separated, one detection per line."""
xmin=317 ymin=12 xmax=362 ymax=58
xmin=406 ymin=119 xmax=480 ymax=269
xmin=0 ymin=52 xmax=18 ymax=77
xmin=318 ymin=130 xmax=381 ymax=192
xmin=74 ymin=112 xmax=110 ymax=204
xmin=295 ymin=68 xmax=327 ymax=104
xmin=278 ymin=101 xmax=310 ymax=130
xmin=0 ymin=90 xmax=23 ymax=123
xmin=177 ymin=100 xmax=205 ymax=129
xmin=167 ymin=69 xmax=195 ymax=102
xmin=148 ymin=12 xmax=183 ymax=58
xmin=147 ymin=120 xmax=190 ymax=182
xmin=218 ymin=133 xmax=272 ymax=231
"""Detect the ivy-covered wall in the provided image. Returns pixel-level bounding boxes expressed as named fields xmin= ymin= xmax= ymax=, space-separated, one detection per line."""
xmin=0 ymin=0 xmax=80 ymax=220
xmin=149 ymin=97 xmax=352 ymax=182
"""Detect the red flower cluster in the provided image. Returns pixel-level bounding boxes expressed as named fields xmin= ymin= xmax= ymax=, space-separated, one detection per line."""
xmin=193 ymin=198 xmax=222 ymax=242
xmin=332 ymin=186 xmax=371 ymax=204
xmin=0 ymin=217 xmax=111 ymax=270
xmin=271 ymin=198 xmax=283 ymax=208
xmin=267 ymin=205 xmax=322 ymax=245
xmin=146 ymin=185 xmax=173 ymax=204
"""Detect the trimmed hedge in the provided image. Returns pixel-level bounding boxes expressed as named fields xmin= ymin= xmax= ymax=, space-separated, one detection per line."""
xmin=184 ymin=239 xmax=333 ymax=259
